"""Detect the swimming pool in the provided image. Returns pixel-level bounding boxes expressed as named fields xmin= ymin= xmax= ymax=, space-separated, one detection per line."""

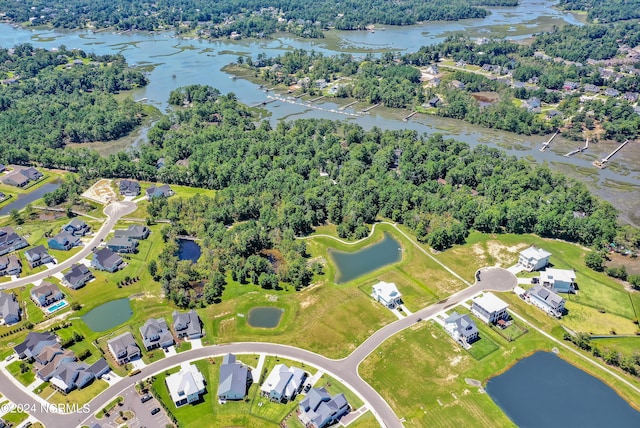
xmin=46 ymin=300 xmax=68 ymax=314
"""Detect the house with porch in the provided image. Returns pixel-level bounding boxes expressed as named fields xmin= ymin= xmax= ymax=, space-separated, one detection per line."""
xmin=50 ymin=361 xmax=95 ymax=394
xmin=30 ymin=282 xmax=63 ymax=307
xmin=371 ymin=281 xmax=402 ymax=309
xmin=527 ymin=284 xmax=565 ymax=318
xmin=114 ymin=225 xmax=149 ymax=240
xmin=146 ymin=184 xmax=174 ymax=200
xmin=298 ymin=387 xmax=350 ymax=428
xmin=518 ymin=246 xmax=551 ymax=271
xmin=62 ymin=264 xmax=94 ymax=290
xmin=0 ymin=226 xmax=28 ymax=256
xmin=444 ymin=312 xmax=479 ymax=345
xmin=91 ymin=248 xmax=123 ymax=272
xmin=0 ymin=292 xmax=20 ymax=325
xmin=106 ymin=237 xmax=137 ymax=253
xmin=48 ymin=231 xmax=81 ymax=251
xmin=119 ymin=179 xmax=140 ymax=197
xmin=107 ymin=332 xmax=141 ymax=365
xmin=139 ymin=317 xmax=175 ymax=351
xmin=62 ymin=219 xmax=91 ymax=237
xmin=261 ymin=364 xmax=307 ymax=403
xmin=471 ymin=293 xmax=509 ymax=324
xmin=173 ymin=310 xmax=203 ymax=339
xmin=540 ymin=268 xmax=576 ymax=293
xmin=24 ymin=245 xmax=53 ymax=268
xmin=166 ymin=363 xmax=206 ymax=407
xmin=217 ymin=354 xmax=251 ymax=401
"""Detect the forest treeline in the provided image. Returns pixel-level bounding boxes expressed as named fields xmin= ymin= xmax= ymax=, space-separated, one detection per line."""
xmin=0 ymin=0 xmax=516 ymax=38
xmin=0 ymin=44 xmax=148 ymax=150
xmin=557 ymin=0 xmax=640 ymax=23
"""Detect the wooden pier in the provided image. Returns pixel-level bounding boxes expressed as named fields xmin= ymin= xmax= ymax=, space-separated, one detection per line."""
xmin=250 ymin=99 xmax=278 ymax=108
xmin=593 ymin=139 xmax=630 ymax=169
xmin=540 ymin=130 xmax=559 ymax=151
xmin=402 ymin=111 xmax=418 ymax=122
xmin=308 ymin=95 xmax=326 ymax=103
xmin=564 ymin=139 xmax=589 ymax=157
xmin=339 ymin=101 xmax=358 ymax=111
xmin=361 ymin=103 xmax=380 ymax=113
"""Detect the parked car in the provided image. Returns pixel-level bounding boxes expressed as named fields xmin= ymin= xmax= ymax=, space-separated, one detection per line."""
xmin=304 ymin=384 xmax=311 ymax=393
xmin=5 ymin=354 xmax=15 ymax=362
xmin=151 ymin=407 xmax=161 ymax=415
xmin=141 ymin=394 xmax=152 ymax=403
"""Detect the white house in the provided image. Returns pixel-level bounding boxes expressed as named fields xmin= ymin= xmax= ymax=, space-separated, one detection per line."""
xmin=471 ymin=293 xmax=509 ymax=324
xmin=540 ymin=268 xmax=576 ymax=293
xmin=371 ymin=281 xmax=402 ymax=309
xmin=260 ymin=364 xmax=307 ymax=403
xmin=444 ymin=312 xmax=479 ymax=344
xmin=527 ymin=285 xmax=565 ymax=318
xmin=518 ymin=246 xmax=551 ymax=271
xmin=166 ymin=363 xmax=206 ymax=407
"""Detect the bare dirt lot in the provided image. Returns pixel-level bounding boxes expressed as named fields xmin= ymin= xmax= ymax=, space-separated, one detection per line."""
xmin=82 ymin=179 xmax=116 ymax=204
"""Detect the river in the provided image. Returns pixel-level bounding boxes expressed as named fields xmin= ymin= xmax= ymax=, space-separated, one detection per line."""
xmin=0 ymin=0 xmax=638 ymax=224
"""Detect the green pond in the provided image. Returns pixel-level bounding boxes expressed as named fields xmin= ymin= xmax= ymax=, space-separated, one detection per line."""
xmin=82 ymin=298 xmax=133 ymax=332
xmin=247 ymin=307 xmax=283 ymax=328
xmin=329 ymin=233 xmax=402 ymax=283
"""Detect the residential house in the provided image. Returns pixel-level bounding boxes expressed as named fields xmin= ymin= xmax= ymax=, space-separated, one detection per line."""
xmin=217 ymin=354 xmax=251 ymax=401
xmin=62 ymin=219 xmax=91 ymax=237
xmin=87 ymin=357 xmax=110 ymax=379
xmin=260 ymin=364 xmax=307 ymax=403
xmin=540 ymin=268 xmax=576 ymax=293
xmin=298 ymin=387 xmax=350 ymax=428
xmin=62 ymin=264 xmax=94 ymax=290
xmin=622 ymin=92 xmax=639 ymax=103
xmin=165 ymin=363 xmax=206 ymax=407
xmin=425 ymin=64 xmax=439 ymax=75
xmin=604 ymin=88 xmax=620 ymax=97
xmin=0 ymin=254 xmax=21 ymax=276
xmin=444 ymin=312 xmax=479 ymax=344
xmin=106 ymin=237 xmax=137 ymax=253
xmin=450 ymin=80 xmax=466 ymax=90
xmin=119 ymin=179 xmax=140 ymax=197
xmin=173 ymin=310 xmax=203 ymax=339
xmin=139 ymin=317 xmax=175 ymax=351
xmin=35 ymin=344 xmax=76 ymax=381
xmin=50 ymin=361 xmax=95 ymax=393
xmin=156 ymin=158 xmax=166 ymax=169
xmin=371 ymin=281 xmax=402 ymax=309
xmin=24 ymin=245 xmax=53 ymax=268
xmin=13 ymin=331 xmax=58 ymax=359
xmin=427 ymin=96 xmax=441 ymax=108
xmin=527 ymin=284 xmax=565 ymax=317
xmin=91 ymin=247 xmax=123 ymax=273
xmin=583 ymin=84 xmax=599 ymax=93
xmin=30 ymin=282 xmax=63 ymax=307
xmin=146 ymin=184 xmax=174 ymax=200
xmin=471 ymin=293 xmax=509 ymax=324
xmin=107 ymin=332 xmax=141 ymax=365
xmin=48 ymin=231 xmax=81 ymax=251
xmin=114 ymin=225 xmax=150 ymax=240
xmin=1 ymin=167 xmax=43 ymax=187
xmin=314 ymin=79 xmax=328 ymax=89
xmin=523 ymin=97 xmax=541 ymax=113
xmin=0 ymin=226 xmax=28 ymax=256
xmin=546 ymin=110 xmax=562 ymax=120
xmin=563 ymin=81 xmax=579 ymax=91
xmin=0 ymin=292 xmax=20 ymax=325
xmin=518 ymin=246 xmax=551 ymax=271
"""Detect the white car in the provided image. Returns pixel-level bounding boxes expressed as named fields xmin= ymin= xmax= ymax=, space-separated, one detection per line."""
xmin=5 ymin=355 xmax=15 ymax=362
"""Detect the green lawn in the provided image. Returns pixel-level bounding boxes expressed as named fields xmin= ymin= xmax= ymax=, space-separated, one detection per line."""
xmin=47 ymin=379 xmax=109 ymax=406
xmin=1 ymin=407 xmax=28 ymax=425
xmin=467 ymin=335 xmax=500 ymax=360
xmin=6 ymin=360 xmax=35 ymax=386
xmin=313 ymin=373 xmax=364 ymax=409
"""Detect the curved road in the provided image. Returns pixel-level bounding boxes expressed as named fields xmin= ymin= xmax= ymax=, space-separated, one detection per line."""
xmin=4 ymin=201 xmax=137 ymax=290
xmin=0 ymin=267 xmax=516 ymax=428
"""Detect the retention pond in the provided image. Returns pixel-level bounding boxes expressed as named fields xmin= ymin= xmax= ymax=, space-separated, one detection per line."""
xmin=329 ymin=232 xmax=402 ymax=283
xmin=82 ymin=298 xmax=133 ymax=332
xmin=247 ymin=307 xmax=283 ymax=328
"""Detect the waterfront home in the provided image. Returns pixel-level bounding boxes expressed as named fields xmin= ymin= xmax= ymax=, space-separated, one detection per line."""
xmin=145 ymin=184 xmax=174 ymax=200
xmin=450 ymin=80 xmax=466 ymax=90
xmin=62 ymin=219 xmax=91 ymax=237
xmin=119 ymin=179 xmax=140 ymax=197
xmin=0 ymin=254 xmax=22 ymax=276
xmin=0 ymin=226 xmax=28 ymax=256
xmin=261 ymin=364 xmax=307 ymax=403
xmin=114 ymin=225 xmax=150 ymax=240
xmin=24 ymin=245 xmax=53 ymax=268
xmin=139 ymin=317 xmax=175 ymax=351
xmin=298 ymin=387 xmax=350 ymax=428
xmin=371 ymin=281 xmax=402 ymax=309
xmin=583 ymin=84 xmax=599 ymax=93
xmin=30 ymin=282 xmax=63 ymax=307
xmin=518 ymin=246 xmax=551 ymax=272
xmin=523 ymin=97 xmax=541 ymax=113
xmin=217 ymin=354 xmax=251 ymax=401
xmin=106 ymin=236 xmax=137 ymax=253
xmin=563 ymin=81 xmax=579 ymax=91
xmin=444 ymin=312 xmax=479 ymax=345
xmin=1 ymin=167 xmax=43 ymax=187
xmin=13 ymin=331 xmax=58 ymax=359
xmin=107 ymin=332 xmax=141 ymax=365
xmin=173 ymin=310 xmax=203 ymax=339
xmin=90 ymin=247 xmax=123 ymax=272
xmin=0 ymin=292 xmax=20 ymax=324
xmin=471 ymin=293 xmax=509 ymax=324
xmin=540 ymin=268 xmax=576 ymax=293
xmin=166 ymin=363 xmax=206 ymax=407
xmin=62 ymin=264 xmax=94 ymax=290
xmin=48 ymin=231 xmax=81 ymax=251
xmin=527 ymin=284 xmax=565 ymax=318
xmin=622 ymin=92 xmax=639 ymax=102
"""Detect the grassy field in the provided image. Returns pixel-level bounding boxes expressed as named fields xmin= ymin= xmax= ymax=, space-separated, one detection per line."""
xmin=6 ymin=360 xmax=35 ymax=386
xmin=46 ymin=379 xmax=109 ymax=406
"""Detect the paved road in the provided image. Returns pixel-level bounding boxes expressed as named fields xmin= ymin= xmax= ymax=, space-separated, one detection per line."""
xmin=0 ymin=267 xmax=517 ymax=428
xmin=4 ymin=201 xmax=136 ymax=290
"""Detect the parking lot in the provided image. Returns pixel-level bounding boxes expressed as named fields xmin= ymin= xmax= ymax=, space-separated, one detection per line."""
xmin=84 ymin=384 xmax=170 ymax=428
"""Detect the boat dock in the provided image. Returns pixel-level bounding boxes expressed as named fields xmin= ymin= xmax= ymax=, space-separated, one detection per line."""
xmin=540 ymin=130 xmax=559 ymax=151
xmin=564 ymin=139 xmax=589 ymax=157
xmin=339 ymin=101 xmax=358 ymax=111
xmin=250 ymin=99 xmax=278 ymax=108
xmin=309 ymin=95 xmax=326 ymax=103
xmin=361 ymin=103 xmax=380 ymax=113
xmin=134 ymin=98 xmax=147 ymax=103
xmin=402 ymin=111 xmax=418 ymax=122
xmin=267 ymin=95 xmax=363 ymax=117
xmin=593 ymin=139 xmax=630 ymax=169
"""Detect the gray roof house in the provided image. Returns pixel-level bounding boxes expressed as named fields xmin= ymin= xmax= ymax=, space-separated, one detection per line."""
xmin=24 ymin=245 xmax=53 ymax=268
xmin=217 ymin=354 xmax=251 ymax=400
xmin=62 ymin=264 xmax=94 ymax=290
xmin=114 ymin=225 xmax=150 ymax=241
xmin=30 ymin=282 xmax=64 ymax=307
xmin=119 ymin=180 xmax=140 ymax=197
xmin=50 ymin=361 xmax=95 ymax=393
xmin=298 ymin=387 xmax=350 ymax=428
xmin=107 ymin=332 xmax=141 ymax=365
xmin=260 ymin=364 xmax=307 ymax=403
xmin=0 ymin=254 xmax=21 ymax=276
xmin=173 ymin=310 xmax=203 ymax=339
xmin=13 ymin=331 xmax=58 ymax=359
xmin=91 ymin=248 xmax=123 ymax=273
xmin=62 ymin=219 xmax=91 ymax=237
xmin=88 ymin=357 xmax=110 ymax=379
xmin=106 ymin=236 xmax=137 ymax=253
xmin=527 ymin=284 xmax=565 ymax=318
xmin=0 ymin=292 xmax=20 ymax=325
xmin=139 ymin=317 xmax=175 ymax=351
xmin=146 ymin=184 xmax=174 ymax=200
xmin=48 ymin=231 xmax=81 ymax=251
xmin=0 ymin=226 xmax=28 ymax=256
xmin=444 ymin=312 xmax=479 ymax=344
